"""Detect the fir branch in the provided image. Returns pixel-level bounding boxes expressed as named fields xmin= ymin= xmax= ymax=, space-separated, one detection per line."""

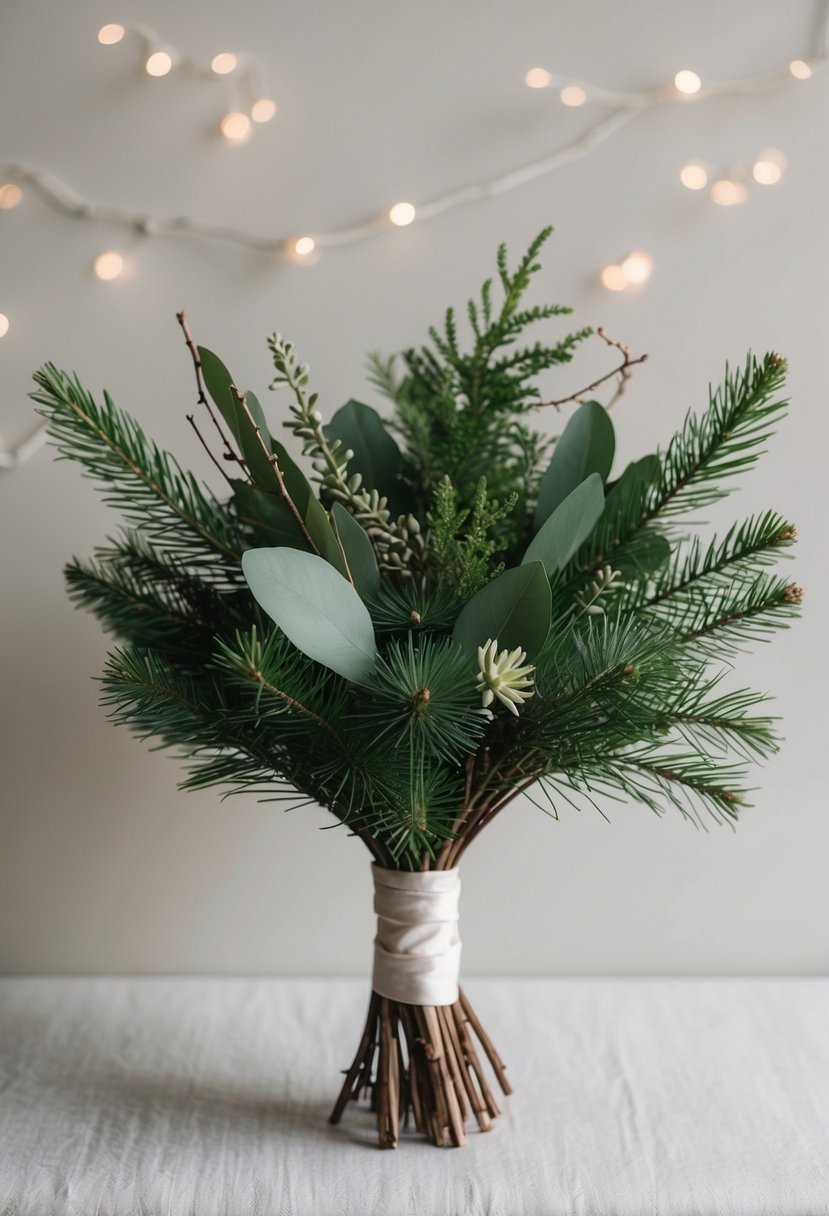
xmin=648 ymin=352 xmax=788 ymax=521
xmin=32 ymin=364 xmax=246 ymax=576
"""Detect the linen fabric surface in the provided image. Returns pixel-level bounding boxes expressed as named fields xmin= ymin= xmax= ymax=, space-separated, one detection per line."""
xmin=1 ymin=977 xmax=828 ymax=1216
xmin=371 ymin=864 xmax=462 ymax=1005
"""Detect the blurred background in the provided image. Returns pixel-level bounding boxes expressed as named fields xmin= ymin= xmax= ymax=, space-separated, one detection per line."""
xmin=1 ymin=0 xmax=826 ymax=976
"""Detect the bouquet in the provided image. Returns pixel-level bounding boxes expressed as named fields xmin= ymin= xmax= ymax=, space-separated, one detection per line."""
xmin=32 ymin=229 xmax=801 ymax=1148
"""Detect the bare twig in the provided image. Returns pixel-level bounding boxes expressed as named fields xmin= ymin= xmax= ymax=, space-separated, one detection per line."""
xmin=176 ymin=310 xmax=249 ymax=476
xmin=539 ymin=327 xmax=648 ymax=412
xmin=186 ymin=414 xmax=234 ymax=487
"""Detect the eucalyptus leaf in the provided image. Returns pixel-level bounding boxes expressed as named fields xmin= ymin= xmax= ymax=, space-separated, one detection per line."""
xmin=523 ymin=474 xmax=605 ymax=576
xmin=453 ymin=561 xmax=551 ymax=657
xmin=242 ymin=547 xmax=377 ymax=683
xmin=534 ymin=401 xmax=615 ymax=528
xmin=325 ymin=399 xmax=414 ymax=514
xmin=331 ymin=502 xmax=380 ymax=596
xmin=231 ymin=480 xmax=307 ymax=549
xmin=198 ymin=347 xmax=274 ymax=487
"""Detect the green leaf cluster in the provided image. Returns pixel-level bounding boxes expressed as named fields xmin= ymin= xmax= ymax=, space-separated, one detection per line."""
xmin=34 ymin=233 xmax=801 ymax=866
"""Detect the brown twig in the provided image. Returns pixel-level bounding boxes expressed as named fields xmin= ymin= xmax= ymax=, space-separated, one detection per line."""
xmin=186 ymin=414 xmax=234 ymax=488
xmin=539 ymin=327 xmax=648 ymax=413
xmin=176 ymin=310 xmax=248 ymax=475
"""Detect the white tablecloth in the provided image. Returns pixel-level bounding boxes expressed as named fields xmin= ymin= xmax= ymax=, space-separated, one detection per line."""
xmin=1 ymin=977 xmax=828 ymax=1216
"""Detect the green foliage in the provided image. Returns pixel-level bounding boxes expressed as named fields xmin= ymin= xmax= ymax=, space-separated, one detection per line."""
xmin=427 ymin=475 xmax=517 ymax=599
xmin=242 ymin=547 xmax=378 ymax=683
xmin=36 ymin=232 xmax=801 ymax=866
xmin=353 ymin=634 xmax=486 ymax=764
xmin=534 ymin=400 xmax=615 ymax=527
xmin=452 ymin=561 xmax=551 ymax=657
xmin=522 ymin=474 xmax=605 ymax=576
xmin=32 ymin=363 xmax=246 ymax=578
xmin=371 ymin=227 xmax=592 ymax=528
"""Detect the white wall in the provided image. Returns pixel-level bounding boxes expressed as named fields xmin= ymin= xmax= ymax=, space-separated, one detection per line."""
xmin=1 ymin=0 xmax=826 ymax=975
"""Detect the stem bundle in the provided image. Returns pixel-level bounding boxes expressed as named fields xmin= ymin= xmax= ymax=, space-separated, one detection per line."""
xmin=330 ymin=987 xmax=511 ymax=1148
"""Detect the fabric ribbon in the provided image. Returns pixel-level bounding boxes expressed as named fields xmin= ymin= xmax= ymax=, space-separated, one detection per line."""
xmin=371 ymin=865 xmax=462 ymax=1007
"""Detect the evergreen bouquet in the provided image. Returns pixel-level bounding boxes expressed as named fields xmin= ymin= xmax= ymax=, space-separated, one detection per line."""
xmin=33 ymin=229 xmax=801 ymax=1149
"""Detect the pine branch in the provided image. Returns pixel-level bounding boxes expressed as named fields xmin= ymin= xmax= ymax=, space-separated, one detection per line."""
xmin=65 ymin=534 xmax=239 ymax=661
xmin=647 ymin=352 xmax=788 ymax=521
xmin=630 ymin=512 xmax=796 ymax=612
xmin=32 ymin=364 xmax=246 ymax=576
xmin=643 ymin=573 xmax=803 ymax=655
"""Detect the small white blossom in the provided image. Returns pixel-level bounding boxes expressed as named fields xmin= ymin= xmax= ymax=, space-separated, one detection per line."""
xmin=475 ymin=638 xmax=535 ymax=717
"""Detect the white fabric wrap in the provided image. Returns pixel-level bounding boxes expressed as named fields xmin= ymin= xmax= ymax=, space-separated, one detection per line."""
xmin=371 ymin=865 xmax=461 ymax=1006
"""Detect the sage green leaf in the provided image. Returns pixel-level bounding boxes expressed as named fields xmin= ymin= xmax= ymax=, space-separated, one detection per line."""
xmin=198 ymin=347 xmax=274 ymax=487
xmin=231 ymin=480 xmax=307 ymax=549
xmin=523 ymin=474 xmax=605 ymax=576
xmin=242 ymin=547 xmax=377 ymax=683
xmin=305 ymin=495 xmax=348 ymax=576
xmin=331 ymin=502 xmax=380 ymax=596
xmin=534 ymin=401 xmax=615 ymax=528
xmin=325 ymin=399 xmax=415 ymax=514
xmin=453 ymin=561 xmax=551 ymax=657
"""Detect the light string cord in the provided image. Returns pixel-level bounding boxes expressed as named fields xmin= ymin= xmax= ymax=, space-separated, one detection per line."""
xmin=1 ymin=5 xmax=827 ymax=466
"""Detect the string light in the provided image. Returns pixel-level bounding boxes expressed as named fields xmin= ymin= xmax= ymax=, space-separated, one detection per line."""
xmin=96 ymin=21 xmax=276 ymax=143
xmin=145 ymin=50 xmax=173 ymax=77
xmin=710 ymin=179 xmax=747 ymax=206
xmin=0 ymin=23 xmax=821 ymax=282
xmin=97 ymin=23 xmax=124 ymax=45
xmin=620 ymin=250 xmax=653 ymax=285
xmin=752 ymin=159 xmax=782 ymax=185
xmin=0 ymin=183 xmax=22 ymax=209
xmin=211 ymin=52 xmax=237 ymax=75
xmin=251 ymin=98 xmax=277 ymax=123
xmin=673 ymin=69 xmax=702 ymax=95
xmin=220 ymin=112 xmax=251 ymax=142
xmin=293 ymin=236 xmax=316 ymax=256
xmin=789 ymin=59 xmax=812 ymax=79
xmin=560 ymin=85 xmax=587 ymax=107
xmin=680 ymin=163 xmax=709 ymax=190
xmin=389 ymin=202 xmax=416 ymax=227
xmin=0 ymin=314 xmax=9 ymax=338
xmin=600 ymin=264 xmax=628 ymax=292
xmin=93 ymin=250 xmax=125 ymax=280
xmin=525 ymin=68 xmax=551 ymax=89
xmin=601 ymin=250 xmax=654 ymax=291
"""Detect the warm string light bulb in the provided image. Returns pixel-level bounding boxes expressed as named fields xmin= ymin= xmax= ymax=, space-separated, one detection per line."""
xmin=145 ymin=50 xmax=173 ymax=77
xmin=97 ymin=23 xmax=125 ymax=45
xmin=0 ymin=314 xmax=9 ymax=338
xmin=251 ymin=98 xmax=277 ymax=123
xmin=680 ymin=163 xmax=709 ymax=190
xmin=710 ymin=179 xmax=747 ymax=206
xmin=525 ymin=67 xmax=551 ymax=89
xmin=0 ymin=183 xmax=22 ymax=209
xmin=674 ymin=69 xmax=702 ymax=95
xmin=294 ymin=236 xmax=316 ymax=257
xmin=220 ymin=112 xmax=251 ymax=142
xmin=600 ymin=264 xmax=628 ymax=292
xmin=389 ymin=201 xmax=416 ymax=227
xmin=601 ymin=250 xmax=654 ymax=291
xmin=752 ymin=160 xmax=781 ymax=185
xmin=620 ymin=250 xmax=653 ymax=285
xmin=789 ymin=59 xmax=812 ymax=79
xmin=752 ymin=148 xmax=786 ymax=185
xmin=211 ymin=52 xmax=237 ymax=75
xmin=93 ymin=250 xmax=125 ymax=280
xmin=560 ymin=85 xmax=587 ymax=107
